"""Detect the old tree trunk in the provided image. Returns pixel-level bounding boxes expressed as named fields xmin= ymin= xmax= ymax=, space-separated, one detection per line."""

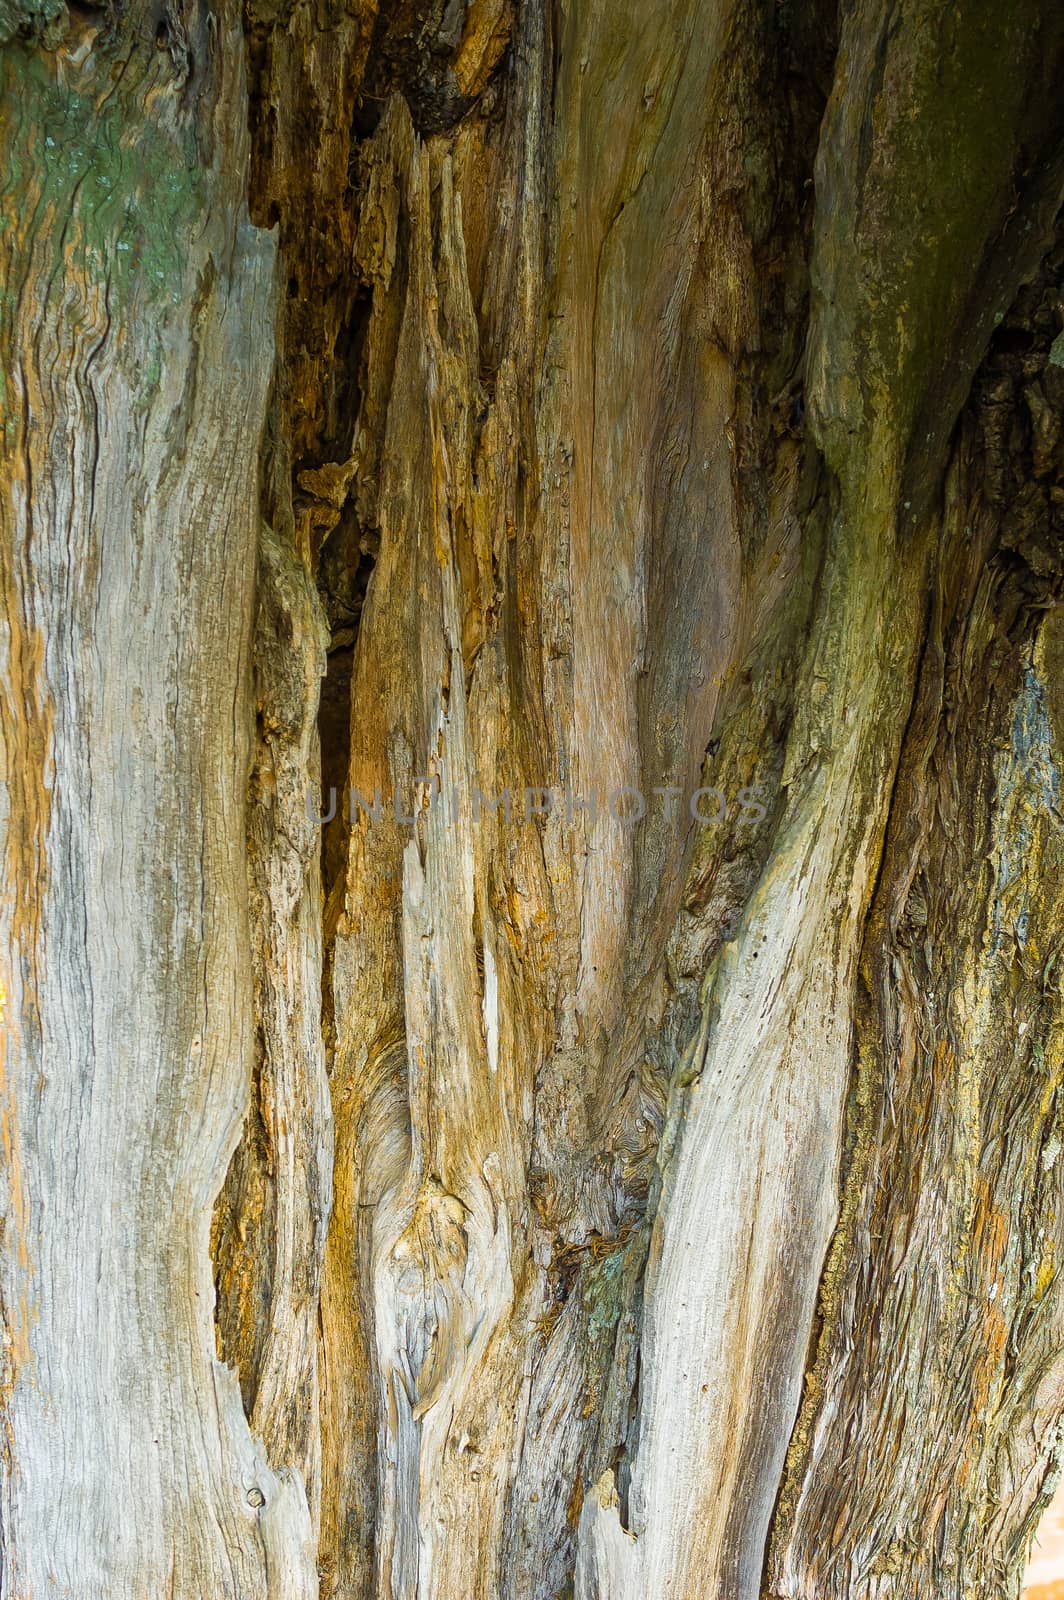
xmin=4 ymin=0 xmax=1064 ymax=1594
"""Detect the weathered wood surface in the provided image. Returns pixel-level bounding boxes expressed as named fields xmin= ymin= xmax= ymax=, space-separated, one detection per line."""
xmin=3 ymin=0 xmax=1064 ymax=1597
xmin=0 ymin=3 xmax=318 ymax=1593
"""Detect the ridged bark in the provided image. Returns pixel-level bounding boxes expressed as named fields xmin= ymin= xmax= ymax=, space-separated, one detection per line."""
xmin=3 ymin=1 xmax=1064 ymax=1598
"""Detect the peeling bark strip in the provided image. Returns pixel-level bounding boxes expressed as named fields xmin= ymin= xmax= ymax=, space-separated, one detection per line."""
xmin=4 ymin=0 xmax=1064 ymax=1598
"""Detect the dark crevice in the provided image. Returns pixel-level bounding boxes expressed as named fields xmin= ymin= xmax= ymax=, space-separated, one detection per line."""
xmin=301 ymin=281 xmax=374 ymax=486
xmin=209 ymin=1044 xmax=274 ymax=1416
xmin=317 ymin=521 xmax=378 ymax=904
xmin=308 ymin=281 xmax=378 ymax=904
xmin=354 ymin=0 xmax=477 ymax=136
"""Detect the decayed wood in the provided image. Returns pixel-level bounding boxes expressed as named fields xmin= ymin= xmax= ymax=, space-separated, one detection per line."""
xmin=310 ymin=3 xmax=805 ymax=1589
xmin=212 ymin=489 xmax=333 ymax=1533
xmin=5 ymin=0 xmax=1064 ymax=1597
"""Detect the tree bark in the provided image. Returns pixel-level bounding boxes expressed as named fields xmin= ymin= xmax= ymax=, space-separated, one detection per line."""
xmin=0 ymin=3 xmax=318 ymax=1593
xmin=3 ymin=1 xmax=1064 ymax=1598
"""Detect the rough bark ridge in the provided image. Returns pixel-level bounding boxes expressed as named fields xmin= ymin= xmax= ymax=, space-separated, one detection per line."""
xmin=3 ymin=1 xmax=1064 ymax=1599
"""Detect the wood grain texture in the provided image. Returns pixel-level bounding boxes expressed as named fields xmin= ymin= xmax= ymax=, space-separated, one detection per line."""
xmin=769 ymin=230 xmax=1064 ymax=1600
xmin=579 ymin=4 xmax=1064 ymax=1595
xmin=0 ymin=6 xmax=316 ymax=1595
xmin=4 ymin=0 xmax=1064 ymax=1596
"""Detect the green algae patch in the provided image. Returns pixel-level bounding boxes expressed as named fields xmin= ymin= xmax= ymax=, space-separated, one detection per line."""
xmin=582 ymin=1243 xmax=628 ymax=1343
xmin=0 ymin=0 xmax=67 ymax=48
xmin=811 ymin=0 xmax=1064 ymax=466
xmin=1 ymin=48 xmax=207 ymax=312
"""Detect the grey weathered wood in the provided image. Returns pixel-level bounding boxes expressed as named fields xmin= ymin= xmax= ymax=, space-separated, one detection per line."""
xmin=0 ymin=7 xmax=317 ymax=1595
xmin=4 ymin=0 xmax=1064 ymax=1597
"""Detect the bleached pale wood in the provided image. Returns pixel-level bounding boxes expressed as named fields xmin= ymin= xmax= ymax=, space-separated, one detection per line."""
xmin=0 ymin=9 xmax=318 ymax=1596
